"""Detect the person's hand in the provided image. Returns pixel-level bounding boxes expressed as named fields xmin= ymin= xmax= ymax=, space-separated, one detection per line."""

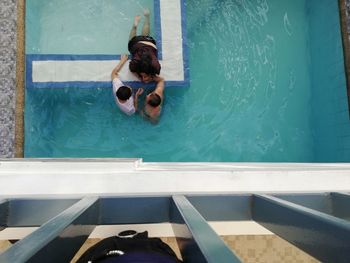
xmin=136 ymin=88 xmax=144 ymax=96
xmin=120 ymin=54 xmax=128 ymax=62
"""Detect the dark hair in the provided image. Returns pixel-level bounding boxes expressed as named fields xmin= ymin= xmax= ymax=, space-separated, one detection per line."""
xmin=129 ymin=52 xmax=161 ymax=75
xmin=139 ymin=53 xmax=154 ymax=74
xmin=148 ymin=93 xmax=161 ymax=107
xmin=116 ymin=86 xmax=132 ymax=101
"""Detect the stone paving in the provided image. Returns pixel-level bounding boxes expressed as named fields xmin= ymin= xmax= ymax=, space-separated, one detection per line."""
xmin=0 ymin=0 xmax=16 ymax=158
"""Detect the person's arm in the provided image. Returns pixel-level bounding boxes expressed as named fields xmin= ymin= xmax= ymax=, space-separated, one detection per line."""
xmin=111 ymin=54 xmax=128 ymax=80
xmin=134 ymin=88 xmax=144 ymax=112
xmin=153 ymin=76 xmax=165 ymax=99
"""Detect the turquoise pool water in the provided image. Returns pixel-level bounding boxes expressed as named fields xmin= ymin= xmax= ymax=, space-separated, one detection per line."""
xmin=26 ymin=0 xmax=155 ymax=54
xmin=25 ymin=0 xmax=349 ymax=162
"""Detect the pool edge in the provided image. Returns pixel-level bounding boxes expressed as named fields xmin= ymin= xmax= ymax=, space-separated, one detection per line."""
xmin=14 ymin=0 xmax=25 ymax=158
xmin=339 ymin=0 xmax=350 ymax=117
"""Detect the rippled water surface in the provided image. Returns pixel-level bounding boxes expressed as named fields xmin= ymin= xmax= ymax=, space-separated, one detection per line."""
xmin=26 ymin=0 xmax=316 ymax=161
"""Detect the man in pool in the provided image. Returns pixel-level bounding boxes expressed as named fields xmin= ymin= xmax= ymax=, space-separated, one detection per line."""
xmin=128 ymin=9 xmax=161 ymax=83
xmin=141 ymin=76 xmax=165 ymax=124
xmin=111 ymin=54 xmax=143 ymax=115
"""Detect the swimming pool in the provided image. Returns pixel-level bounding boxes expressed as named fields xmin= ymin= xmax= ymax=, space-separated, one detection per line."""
xmin=25 ymin=0 xmax=350 ymax=162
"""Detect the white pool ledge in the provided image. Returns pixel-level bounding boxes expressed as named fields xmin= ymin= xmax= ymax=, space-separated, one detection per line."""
xmin=0 ymin=159 xmax=350 ymax=196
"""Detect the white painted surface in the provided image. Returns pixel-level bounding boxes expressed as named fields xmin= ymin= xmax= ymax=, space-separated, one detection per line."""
xmin=159 ymin=0 xmax=184 ymax=81
xmin=0 ymin=158 xmax=141 ymax=174
xmin=32 ymin=60 xmax=138 ymax=82
xmin=0 ymin=222 xmax=272 ymax=240
xmin=31 ymin=0 xmax=185 ymax=83
xmin=0 ymin=160 xmax=350 ymax=196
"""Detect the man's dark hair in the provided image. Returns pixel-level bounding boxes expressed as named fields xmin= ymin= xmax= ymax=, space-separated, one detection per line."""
xmin=148 ymin=93 xmax=161 ymax=107
xmin=116 ymin=86 xmax=132 ymax=101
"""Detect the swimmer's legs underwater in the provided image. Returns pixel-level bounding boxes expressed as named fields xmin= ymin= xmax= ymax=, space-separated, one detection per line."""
xmin=141 ymin=9 xmax=150 ymax=36
xmin=129 ymin=9 xmax=151 ymax=40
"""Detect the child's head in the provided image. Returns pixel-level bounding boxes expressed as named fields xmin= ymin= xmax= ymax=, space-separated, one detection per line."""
xmin=116 ymin=86 xmax=132 ymax=101
xmin=146 ymin=92 xmax=161 ymax=107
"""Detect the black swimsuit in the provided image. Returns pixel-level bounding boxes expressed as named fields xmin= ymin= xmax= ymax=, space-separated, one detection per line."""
xmin=128 ymin=36 xmax=157 ymax=53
